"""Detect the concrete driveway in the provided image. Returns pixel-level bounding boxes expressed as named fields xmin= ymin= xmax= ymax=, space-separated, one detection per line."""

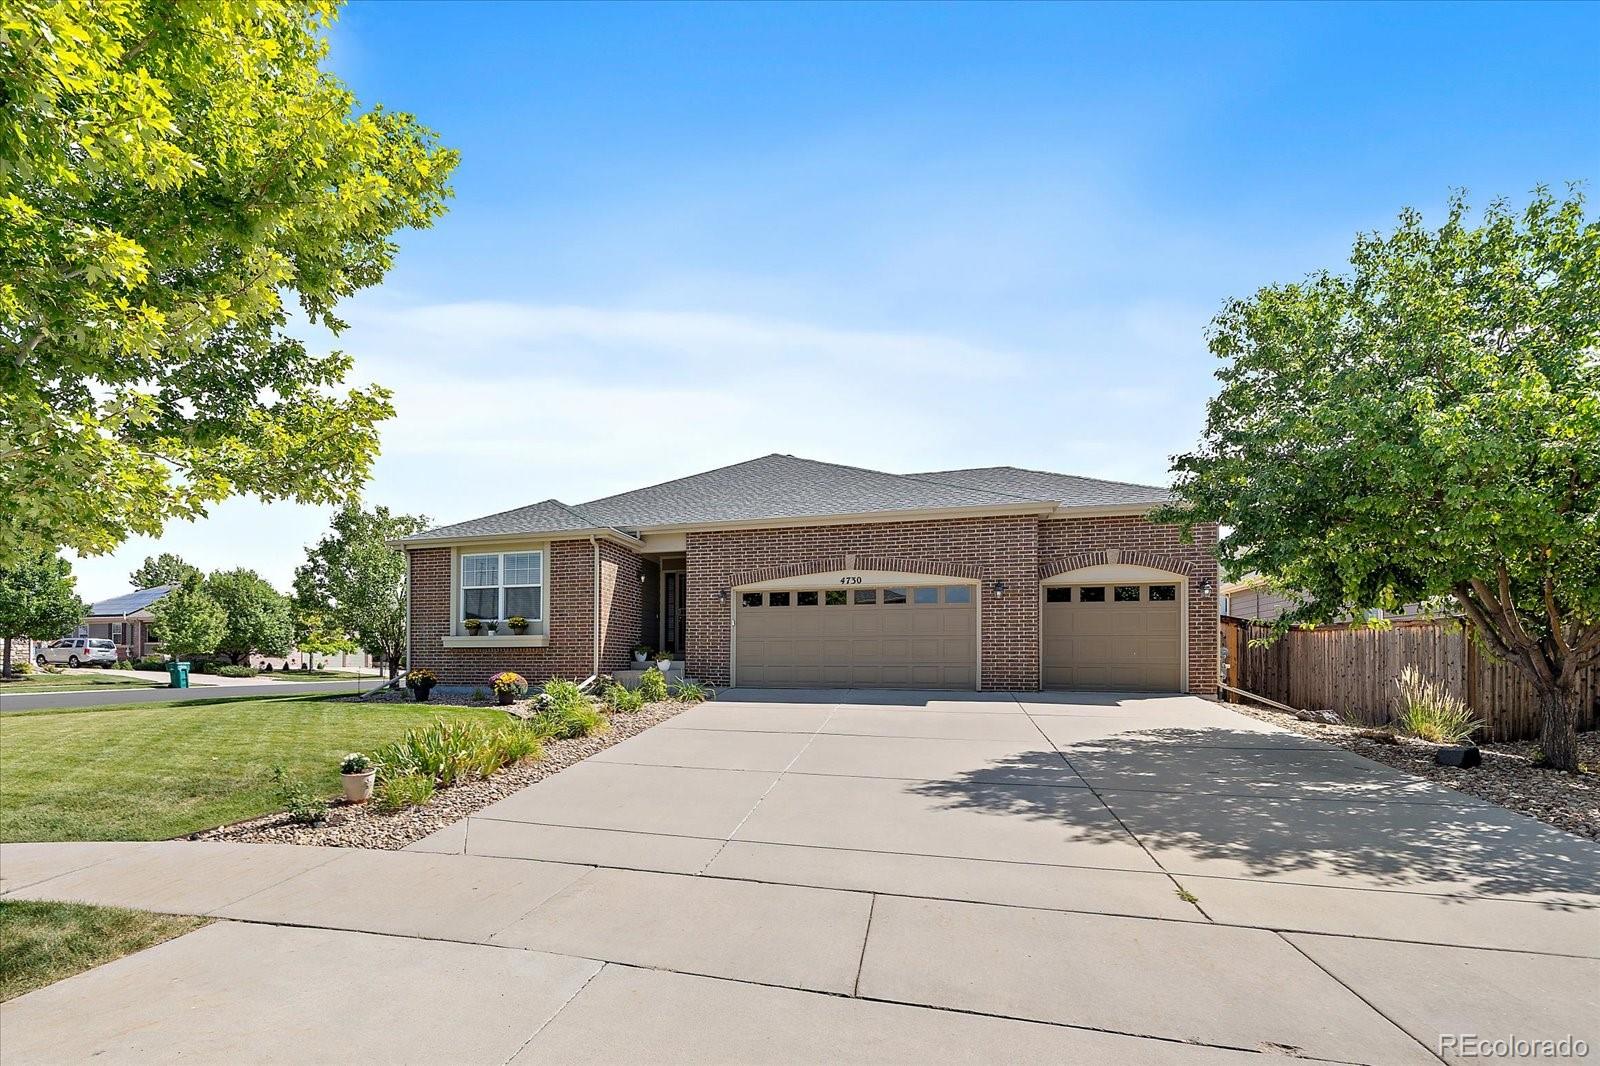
xmin=4 ymin=691 xmax=1597 ymax=1064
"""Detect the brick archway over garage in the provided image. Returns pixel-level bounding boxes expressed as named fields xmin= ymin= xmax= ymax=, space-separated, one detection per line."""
xmin=730 ymin=554 xmax=985 ymax=589
xmin=1038 ymin=548 xmax=1195 ymax=581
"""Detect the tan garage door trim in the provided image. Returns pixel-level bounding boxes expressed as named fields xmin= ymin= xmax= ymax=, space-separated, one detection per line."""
xmin=1039 ymin=563 xmax=1188 ymax=692
xmin=732 ymin=569 xmax=982 ymax=689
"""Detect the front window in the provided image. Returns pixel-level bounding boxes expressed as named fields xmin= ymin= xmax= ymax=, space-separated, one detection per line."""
xmin=460 ymin=551 xmax=543 ymax=631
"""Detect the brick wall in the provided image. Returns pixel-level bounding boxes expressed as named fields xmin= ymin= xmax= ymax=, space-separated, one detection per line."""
xmin=1039 ymin=515 xmax=1220 ymax=696
xmin=408 ymin=539 xmax=643 ymax=686
xmin=597 ymin=539 xmax=644 ymax=674
xmin=685 ymin=515 xmax=1042 ymax=690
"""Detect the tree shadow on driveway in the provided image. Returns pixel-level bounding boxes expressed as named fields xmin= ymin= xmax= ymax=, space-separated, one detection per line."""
xmin=908 ymin=727 xmax=1600 ymax=902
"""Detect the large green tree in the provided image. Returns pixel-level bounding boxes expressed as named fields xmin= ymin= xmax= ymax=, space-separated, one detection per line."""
xmin=0 ymin=0 xmax=457 ymax=567
xmin=204 ymin=569 xmax=294 ymax=665
xmin=129 ymin=553 xmax=202 ymax=590
xmin=0 ymin=553 xmax=88 ymax=677
xmin=148 ymin=578 xmax=226 ymax=661
xmin=294 ymin=504 xmax=427 ymax=678
xmin=1163 ymin=188 xmax=1600 ymax=770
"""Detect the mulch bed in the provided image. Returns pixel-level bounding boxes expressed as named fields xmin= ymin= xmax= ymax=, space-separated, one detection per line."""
xmin=196 ymin=696 xmax=699 ymax=850
xmin=1225 ymin=700 xmax=1600 ymax=841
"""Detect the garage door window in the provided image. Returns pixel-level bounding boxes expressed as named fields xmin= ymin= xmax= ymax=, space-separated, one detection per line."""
xmin=854 ymin=588 xmax=877 ymax=605
xmin=1115 ymin=585 xmax=1141 ymax=602
xmin=797 ymin=591 xmax=819 ymax=606
xmin=1150 ymin=584 xmax=1177 ymax=601
xmin=1078 ymin=586 xmax=1106 ymax=602
xmin=1046 ymin=587 xmax=1071 ymax=603
xmin=825 ymin=589 xmax=848 ymax=606
xmin=883 ymin=587 xmax=907 ymax=604
xmin=768 ymin=591 xmax=791 ymax=606
xmin=741 ymin=593 xmax=762 ymax=607
xmin=912 ymin=587 xmax=939 ymax=604
xmin=944 ymin=586 xmax=971 ymax=604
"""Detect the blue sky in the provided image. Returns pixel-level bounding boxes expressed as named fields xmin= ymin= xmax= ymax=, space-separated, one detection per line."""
xmin=74 ymin=0 xmax=1600 ymax=599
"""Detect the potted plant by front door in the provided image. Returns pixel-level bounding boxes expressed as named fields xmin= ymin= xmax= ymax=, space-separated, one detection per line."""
xmin=654 ymin=651 xmax=674 ymax=673
xmin=632 ymin=643 xmax=651 ymax=664
xmin=340 ymin=753 xmax=376 ymax=803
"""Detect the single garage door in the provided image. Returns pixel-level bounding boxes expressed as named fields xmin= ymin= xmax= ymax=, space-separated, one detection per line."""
xmin=736 ymin=584 xmax=976 ymax=688
xmin=1042 ymin=582 xmax=1181 ymax=691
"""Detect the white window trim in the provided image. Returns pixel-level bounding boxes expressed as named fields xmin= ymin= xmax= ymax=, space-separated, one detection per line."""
xmin=449 ymin=544 xmax=550 ymax=641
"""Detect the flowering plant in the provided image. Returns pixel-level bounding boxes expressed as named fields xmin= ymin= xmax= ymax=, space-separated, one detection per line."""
xmin=405 ymin=668 xmax=438 ymax=690
xmin=490 ymin=671 xmax=528 ymax=698
xmin=340 ymin=752 xmax=372 ymax=774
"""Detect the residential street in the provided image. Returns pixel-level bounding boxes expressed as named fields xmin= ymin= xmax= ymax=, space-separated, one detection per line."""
xmin=0 ymin=675 xmax=387 ymax=713
xmin=3 ymin=692 xmax=1595 ymax=1064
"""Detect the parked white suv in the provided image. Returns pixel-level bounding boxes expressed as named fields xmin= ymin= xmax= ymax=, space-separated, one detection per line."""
xmin=37 ymin=638 xmax=119 ymax=668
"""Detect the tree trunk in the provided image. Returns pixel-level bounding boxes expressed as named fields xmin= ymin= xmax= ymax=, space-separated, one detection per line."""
xmin=388 ymin=654 xmax=399 ymax=680
xmin=2 ymin=639 xmax=12 ymax=680
xmin=1535 ymin=683 xmax=1581 ymax=773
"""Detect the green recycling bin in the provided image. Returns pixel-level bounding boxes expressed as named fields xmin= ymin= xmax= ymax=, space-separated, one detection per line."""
xmin=166 ymin=661 xmax=190 ymax=689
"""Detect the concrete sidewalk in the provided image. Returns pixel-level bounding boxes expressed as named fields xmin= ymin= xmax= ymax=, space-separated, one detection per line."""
xmin=4 ymin=691 xmax=1597 ymax=1064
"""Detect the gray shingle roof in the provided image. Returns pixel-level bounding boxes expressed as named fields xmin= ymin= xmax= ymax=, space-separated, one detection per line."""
xmin=88 ymin=586 xmax=175 ymax=617
xmin=406 ymin=499 xmax=615 ymax=543
xmin=908 ymin=466 xmax=1171 ymax=508
xmin=576 ymin=454 xmax=1041 ymax=528
xmin=407 ymin=454 xmax=1168 ymax=543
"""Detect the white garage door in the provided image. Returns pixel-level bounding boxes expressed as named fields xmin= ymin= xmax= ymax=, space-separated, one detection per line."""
xmin=1042 ymin=582 xmax=1182 ymax=691
xmin=736 ymin=584 xmax=976 ymax=688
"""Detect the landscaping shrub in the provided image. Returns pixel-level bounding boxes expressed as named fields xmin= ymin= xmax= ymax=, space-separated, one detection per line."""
xmin=637 ymin=667 xmax=668 ymax=703
xmin=216 ymin=665 xmax=257 ymax=678
xmin=606 ymin=683 xmax=644 ymax=713
xmin=375 ymin=773 xmax=436 ymax=811
xmin=9 ymin=661 xmax=33 ymax=676
xmin=532 ymin=701 xmax=608 ymax=740
xmin=271 ymin=766 xmax=327 ymax=825
xmin=373 ymin=720 xmax=544 ymax=789
xmin=113 ymin=659 xmax=133 ymax=670
xmin=490 ymin=671 xmax=529 ymax=703
xmin=132 ymin=657 xmax=166 ymax=671
xmin=671 ymin=679 xmax=711 ymax=703
xmin=542 ymin=677 xmax=587 ymax=711
xmin=1391 ymin=667 xmax=1482 ymax=744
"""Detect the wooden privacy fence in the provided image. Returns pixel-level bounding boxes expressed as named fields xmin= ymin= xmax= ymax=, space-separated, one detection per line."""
xmin=1220 ymin=615 xmax=1599 ymax=742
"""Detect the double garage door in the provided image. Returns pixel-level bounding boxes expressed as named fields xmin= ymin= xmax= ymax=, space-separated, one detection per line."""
xmin=1042 ymin=581 xmax=1181 ymax=691
xmin=736 ymin=584 xmax=976 ymax=688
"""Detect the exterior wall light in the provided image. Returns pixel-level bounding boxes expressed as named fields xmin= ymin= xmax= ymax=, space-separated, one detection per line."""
xmin=717 ymin=588 xmax=730 ymax=606
xmin=993 ymin=581 xmax=1006 ymax=598
xmin=1197 ymin=579 xmax=1215 ymax=598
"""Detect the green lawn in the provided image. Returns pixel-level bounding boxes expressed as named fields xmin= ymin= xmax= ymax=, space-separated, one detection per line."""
xmin=0 ymin=672 xmax=162 ymax=692
xmin=0 ymin=695 xmax=506 ymax=842
xmin=0 ymin=900 xmax=209 ymax=1001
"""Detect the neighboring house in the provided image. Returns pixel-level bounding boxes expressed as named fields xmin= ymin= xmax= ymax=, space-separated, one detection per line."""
xmin=1222 ymin=575 xmax=1429 ymax=623
xmin=398 ymin=454 xmax=1220 ymax=694
xmin=74 ymin=585 xmax=175 ymax=659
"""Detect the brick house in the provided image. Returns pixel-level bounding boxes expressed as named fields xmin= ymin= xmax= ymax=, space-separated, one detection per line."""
xmin=398 ymin=454 xmax=1220 ymax=695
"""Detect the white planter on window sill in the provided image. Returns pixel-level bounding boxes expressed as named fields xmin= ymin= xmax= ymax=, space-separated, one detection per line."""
xmin=441 ymin=635 xmax=548 ymax=649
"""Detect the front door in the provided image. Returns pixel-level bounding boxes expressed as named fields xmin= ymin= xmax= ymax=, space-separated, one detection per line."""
xmin=662 ymin=570 xmax=687 ymax=655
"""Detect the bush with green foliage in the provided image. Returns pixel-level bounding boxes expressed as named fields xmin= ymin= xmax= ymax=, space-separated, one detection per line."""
xmin=1391 ymin=667 xmax=1483 ymax=744
xmin=132 ymin=657 xmax=166 ymax=671
xmin=373 ymin=720 xmax=543 ymax=788
xmin=9 ymin=661 xmax=33 ymax=676
xmin=637 ymin=668 xmax=668 ymax=703
xmin=376 ymin=772 xmax=436 ymax=811
xmin=671 ymin=679 xmax=711 ymax=703
xmin=271 ymin=766 xmax=327 ymax=826
xmin=606 ymin=683 xmax=645 ymax=713
xmin=113 ymin=659 xmax=132 ymax=670
xmin=216 ymin=664 xmax=257 ymax=678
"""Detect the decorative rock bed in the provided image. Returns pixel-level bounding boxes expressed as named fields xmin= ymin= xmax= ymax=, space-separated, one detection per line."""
xmin=1225 ymin=700 xmax=1600 ymax=841
xmin=197 ymin=696 xmax=699 ymax=850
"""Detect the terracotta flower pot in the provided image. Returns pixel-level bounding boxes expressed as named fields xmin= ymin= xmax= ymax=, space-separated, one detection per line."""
xmin=342 ymin=770 xmax=376 ymax=804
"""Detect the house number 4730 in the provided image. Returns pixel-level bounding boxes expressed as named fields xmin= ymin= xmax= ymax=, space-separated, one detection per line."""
xmin=838 ymin=576 xmax=863 ymax=585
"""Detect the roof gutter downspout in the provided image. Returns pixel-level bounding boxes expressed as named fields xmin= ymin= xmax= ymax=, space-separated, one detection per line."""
xmin=590 ymin=536 xmax=601 ymax=678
